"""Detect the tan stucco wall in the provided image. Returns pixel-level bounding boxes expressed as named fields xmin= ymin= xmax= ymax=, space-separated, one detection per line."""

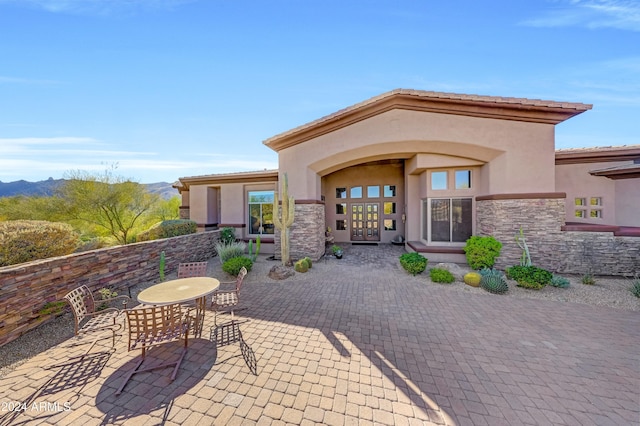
xmin=278 ymin=109 xmax=556 ymax=200
xmin=615 ymin=178 xmax=640 ymax=226
xmin=556 ymin=162 xmax=622 ymax=225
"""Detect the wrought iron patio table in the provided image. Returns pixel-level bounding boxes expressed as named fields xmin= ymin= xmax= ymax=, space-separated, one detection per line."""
xmin=137 ymin=277 xmax=220 ymax=337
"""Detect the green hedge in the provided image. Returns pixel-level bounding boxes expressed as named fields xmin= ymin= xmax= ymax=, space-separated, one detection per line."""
xmin=137 ymin=220 xmax=197 ymax=242
xmin=0 ymin=220 xmax=79 ymax=267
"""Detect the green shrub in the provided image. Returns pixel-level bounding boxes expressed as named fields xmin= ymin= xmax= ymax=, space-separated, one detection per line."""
xmin=399 ymin=252 xmax=428 ymax=275
xmin=222 ymin=256 xmax=253 ymax=276
xmin=550 ymin=274 xmax=570 ymax=288
xmin=137 ymin=220 xmax=197 ymax=241
xmin=0 ymin=220 xmax=79 ymax=267
xmin=506 ymin=265 xmax=552 ymax=288
xmin=302 ymin=257 xmax=312 ymax=269
xmin=430 ymin=268 xmax=455 ymax=283
xmin=294 ymin=259 xmax=309 ymax=273
xmin=220 ymin=227 xmax=236 ymax=245
xmin=630 ymin=278 xmax=640 ymax=298
xmin=516 ymin=278 xmax=545 ymax=290
xmin=463 ymin=236 xmax=502 ymax=270
xmin=214 ymin=241 xmax=247 ymax=264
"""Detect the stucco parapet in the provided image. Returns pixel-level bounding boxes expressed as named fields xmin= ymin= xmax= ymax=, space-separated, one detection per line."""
xmin=264 ymin=89 xmax=592 ymax=151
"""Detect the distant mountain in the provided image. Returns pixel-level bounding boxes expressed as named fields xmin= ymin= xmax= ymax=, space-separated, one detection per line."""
xmin=0 ymin=178 xmax=179 ymax=199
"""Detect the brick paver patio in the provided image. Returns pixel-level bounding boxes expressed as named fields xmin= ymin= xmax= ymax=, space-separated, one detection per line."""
xmin=1 ymin=246 xmax=638 ymax=425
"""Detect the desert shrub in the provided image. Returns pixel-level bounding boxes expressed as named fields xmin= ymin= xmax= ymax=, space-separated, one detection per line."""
xmin=137 ymin=220 xmax=197 ymax=242
xmin=220 ymin=227 xmax=236 ymax=245
xmin=630 ymin=278 xmax=640 ymax=298
xmin=0 ymin=220 xmax=79 ymax=267
xmin=302 ymin=257 xmax=312 ymax=269
xmin=506 ymin=265 xmax=552 ymax=288
xmin=430 ymin=268 xmax=455 ymax=283
xmin=399 ymin=252 xmax=427 ymax=276
xmin=463 ymin=236 xmax=502 ymax=270
xmin=550 ymin=274 xmax=571 ymax=288
xmin=214 ymin=240 xmax=247 ymax=264
xmin=581 ymin=272 xmax=596 ymax=285
xmin=222 ymin=256 xmax=253 ymax=276
xmin=479 ymin=267 xmax=504 ymax=278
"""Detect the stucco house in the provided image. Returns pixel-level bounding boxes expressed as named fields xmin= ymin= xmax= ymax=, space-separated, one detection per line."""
xmin=175 ymin=89 xmax=639 ymax=275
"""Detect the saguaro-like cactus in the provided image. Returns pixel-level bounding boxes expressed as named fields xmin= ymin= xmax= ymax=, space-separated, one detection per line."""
xmin=273 ymin=173 xmax=295 ymax=266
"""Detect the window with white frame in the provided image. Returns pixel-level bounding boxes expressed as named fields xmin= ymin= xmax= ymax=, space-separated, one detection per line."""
xmin=574 ymin=196 xmax=603 ymax=220
xmin=248 ymin=191 xmax=274 ymax=234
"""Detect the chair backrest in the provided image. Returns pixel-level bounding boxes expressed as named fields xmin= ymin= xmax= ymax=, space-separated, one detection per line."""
xmin=64 ymin=285 xmax=96 ymax=325
xmin=125 ymin=304 xmax=188 ymax=352
xmin=236 ymin=267 xmax=247 ymax=293
xmin=177 ymin=262 xmax=208 ymax=278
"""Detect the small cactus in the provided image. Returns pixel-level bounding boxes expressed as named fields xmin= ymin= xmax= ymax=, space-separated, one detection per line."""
xmin=481 ymin=274 xmax=509 ymax=294
xmin=302 ymin=256 xmax=312 ymax=269
xmin=464 ymin=272 xmax=481 ymax=287
xmin=294 ymin=259 xmax=308 ymax=273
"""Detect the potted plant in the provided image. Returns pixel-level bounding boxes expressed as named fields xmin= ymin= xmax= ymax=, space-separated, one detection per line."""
xmin=331 ymin=244 xmax=343 ymax=259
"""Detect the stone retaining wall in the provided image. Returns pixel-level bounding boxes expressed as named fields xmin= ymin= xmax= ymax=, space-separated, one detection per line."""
xmin=0 ymin=230 xmax=219 ymax=347
xmin=477 ymin=197 xmax=639 ymax=276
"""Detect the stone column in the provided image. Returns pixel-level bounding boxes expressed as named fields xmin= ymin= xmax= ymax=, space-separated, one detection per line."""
xmin=274 ymin=201 xmax=325 ymax=262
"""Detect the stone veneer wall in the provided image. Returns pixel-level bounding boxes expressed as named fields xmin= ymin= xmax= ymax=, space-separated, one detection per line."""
xmin=0 ymin=230 xmax=219 ymax=347
xmin=273 ymin=202 xmax=325 ymax=262
xmin=477 ymin=196 xmax=639 ymax=276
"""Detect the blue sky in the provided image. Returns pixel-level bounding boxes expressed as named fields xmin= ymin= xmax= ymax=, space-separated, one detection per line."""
xmin=0 ymin=0 xmax=638 ymax=183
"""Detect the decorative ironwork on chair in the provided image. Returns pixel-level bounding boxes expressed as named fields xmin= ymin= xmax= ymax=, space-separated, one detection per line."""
xmin=116 ymin=304 xmax=191 ymax=395
xmin=177 ymin=261 xmax=208 ymax=278
xmin=64 ymin=285 xmax=129 ymax=350
xmin=211 ymin=266 xmax=247 ymax=326
xmin=177 ymin=261 xmax=209 ymax=336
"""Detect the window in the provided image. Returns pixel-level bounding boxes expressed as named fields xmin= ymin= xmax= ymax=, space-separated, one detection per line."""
xmin=384 ymin=219 xmax=396 ymax=231
xmin=455 ymin=170 xmax=471 ymax=189
xmin=384 ymin=202 xmax=396 ymax=214
xmin=350 ymin=186 xmax=362 ymax=198
xmin=575 ymin=196 xmax=603 ymax=220
xmin=248 ymin=191 xmax=274 ymax=234
xmin=336 ymin=188 xmax=347 ymax=199
xmin=367 ymin=186 xmax=380 ymax=198
xmin=431 ymin=171 xmax=448 ymax=190
xmin=423 ymin=198 xmax=472 ymax=243
xmin=336 ymin=203 xmax=347 ymax=214
xmin=384 ymin=185 xmax=396 ymax=197
xmin=336 ymin=220 xmax=347 ymax=231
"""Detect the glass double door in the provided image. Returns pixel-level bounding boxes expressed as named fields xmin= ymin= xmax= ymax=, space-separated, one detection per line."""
xmin=351 ymin=203 xmax=379 ymax=241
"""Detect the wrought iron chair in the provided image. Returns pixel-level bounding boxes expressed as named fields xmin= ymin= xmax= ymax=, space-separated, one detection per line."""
xmin=116 ymin=304 xmax=191 ymax=395
xmin=177 ymin=261 xmax=208 ymax=278
xmin=211 ymin=267 xmax=247 ymax=326
xmin=177 ymin=261 xmax=209 ymax=335
xmin=64 ymin=285 xmax=130 ymax=350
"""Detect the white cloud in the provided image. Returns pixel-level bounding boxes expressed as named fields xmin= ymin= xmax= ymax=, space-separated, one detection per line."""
xmin=0 ymin=136 xmax=279 ymax=183
xmin=522 ymin=0 xmax=640 ymax=32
